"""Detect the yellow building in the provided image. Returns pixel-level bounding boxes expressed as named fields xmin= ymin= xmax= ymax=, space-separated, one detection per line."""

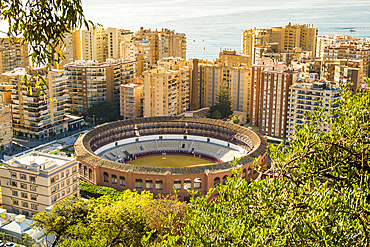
xmin=242 ymin=23 xmax=318 ymax=63
xmin=0 ymin=102 xmax=12 ymax=151
xmin=135 ymin=27 xmax=186 ymax=66
xmin=323 ymin=43 xmax=370 ymax=77
xmin=199 ymin=60 xmax=252 ymax=114
xmin=64 ymin=57 xmax=147 ymax=115
xmin=0 ymin=151 xmax=79 ymax=216
xmin=143 ymin=59 xmax=193 ymax=117
xmin=316 ymin=34 xmax=358 ymax=58
xmin=120 ymin=79 xmax=143 ymax=119
xmin=0 ymin=39 xmax=29 ymax=73
xmin=120 ymin=39 xmax=151 ymax=62
xmin=62 ymin=30 xmax=82 ymax=66
xmin=1 ymin=67 xmax=70 ymax=139
xmin=217 ymin=49 xmax=251 ymax=67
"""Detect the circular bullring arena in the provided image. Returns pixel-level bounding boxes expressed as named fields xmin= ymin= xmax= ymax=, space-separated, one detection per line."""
xmin=74 ymin=116 xmax=268 ymax=201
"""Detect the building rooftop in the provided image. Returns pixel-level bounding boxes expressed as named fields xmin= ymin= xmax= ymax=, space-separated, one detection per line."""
xmin=4 ymin=151 xmax=74 ymax=172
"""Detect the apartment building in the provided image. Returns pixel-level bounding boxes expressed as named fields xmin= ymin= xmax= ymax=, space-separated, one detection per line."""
xmin=0 ymin=103 xmax=12 ymax=151
xmin=135 ymin=27 xmax=186 ymax=66
xmin=287 ymin=81 xmax=340 ymax=140
xmin=120 ymin=39 xmax=151 ymax=61
xmin=250 ymin=58 xmax=298 ymax=137
xmin=323 ymin=43 xmax=370 ymax=77
xmin=217 ymin=49 xmax=251 ymax=67
xmin=64 ymin=56 xmax=147 ymax=114
xmin=81 ymin=28 xmax=132 ymax=62
xmin=242 ymin=23 xmax=318 ymax=63
xmin=62 ymin=30 xmax=82 ymax=66
xmin=1 ymin=67 xmax=70 ymax=139
xmin=321 ymin=59 xmax=363 ymax=90
xmin=120 ymin=79 xmax=143 ymax=119
xmin=0 ymin=39 xmax=29 ymax=73
xmin=0 ymin=151 xmax=79 ymax=216
xmin=316 ymin=34 xmax=358 ymax=58
xmin=143 ymin=59 xmax=193 ymax=117
xmin=198 ymin=60 xmax=252 ymax=114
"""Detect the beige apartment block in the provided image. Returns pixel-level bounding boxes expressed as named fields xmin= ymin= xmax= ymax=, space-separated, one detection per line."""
xmin=143 ymin=59 xmax=193 ymax=117
xmin=0 ymin=104 xmax=12 ymax=151
xmin=287 ymin=81 xmax=341 ymax=140
xmin=217 ymin=49 xmax=251 ymax=67
xmin=1 ymin=67 xmax=70 ymax=139
xmin=316 ymin=34 xmax=358 ymax=58
xmin=321 ymin=59 xmax=363 ymax=90
xmin=0 ymin=38 xmax=29 ymax=73
xmin=135 ymin=27 xmax=186 ymax=66
xmin=61 ymin=30 xmax=82 ymax=66
xmin=198 ymin=60 xmax=252 ymax=114
xmin=120 ymin=79 xmax=143 ymax=119
xmin=64 ymin=57 xmax=147 ymax=115
xmin=81 ymin=28 xmax=130 ymax=62
xmin=323 ymin=43 xmax=370 ymax=77
xmin=250 ymin=58 xmax=298 ymax=137
xmin=120 ymin=39 xmax=151 ymax=61
xmin=242 ymin=23 xmax=317 ymax=63
xmin=0 ymin=151 xmax=80 ymax=216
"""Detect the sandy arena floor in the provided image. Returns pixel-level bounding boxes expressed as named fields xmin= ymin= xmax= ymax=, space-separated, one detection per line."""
xmin=127 ymin=154 xmax=214 ymax=167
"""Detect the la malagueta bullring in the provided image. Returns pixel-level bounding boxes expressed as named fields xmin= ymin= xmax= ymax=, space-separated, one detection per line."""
xmin=74 ymin=116 xmax=268 ymax=201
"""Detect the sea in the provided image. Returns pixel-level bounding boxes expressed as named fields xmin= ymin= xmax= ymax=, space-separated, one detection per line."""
xmin=1 ymin=0 xmax=370 ymax=61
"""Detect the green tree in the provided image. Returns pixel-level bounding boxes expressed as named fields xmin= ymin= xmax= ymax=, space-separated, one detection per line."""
xmin=207 ymin=82 xmax=233 ymax=119
xmin=152 ymin=80 xmax=370 ymax=246
xmin=87 ymin=101 xmax=120 ymax=123
xmin=0 ymin=0 xmax=99 ymax=95
xmin=231 ymin=115 xmax=239 ymax=124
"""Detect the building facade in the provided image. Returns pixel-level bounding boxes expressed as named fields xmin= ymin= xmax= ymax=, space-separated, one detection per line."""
xmin=287 ymin=81 xmax=340 ymax=140
xmin=0 ymin=39 xmax=29 ymax=73
xmin=64 ymin=57 xmax=147 ymax=115
xmin=0 ymin=151 xmax=79 ymax=216
xmin=120 ymin=79 xmax=143 ymax=119
xmin=1 ymin=67 xmax=70 ymax=139
xmin=250 ymin=58 xmax=298 ymax=137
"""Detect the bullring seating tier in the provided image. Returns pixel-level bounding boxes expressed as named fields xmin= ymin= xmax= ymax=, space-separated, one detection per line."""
xmin=98 ymin=139 xmax=244 ymax=163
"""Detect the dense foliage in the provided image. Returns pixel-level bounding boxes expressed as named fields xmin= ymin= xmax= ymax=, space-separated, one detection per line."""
xmin=79 ymin=181 xmax=125 ymax=200
xmin=87 ymin=101 xmax=120 ymax=122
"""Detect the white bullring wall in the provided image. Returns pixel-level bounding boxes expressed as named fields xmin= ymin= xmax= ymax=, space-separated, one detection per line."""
xmin=95 ymin=134 xmax=247 ymax=156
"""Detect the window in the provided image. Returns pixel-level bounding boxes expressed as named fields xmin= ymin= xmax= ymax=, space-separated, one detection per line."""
xmin=67 ymin=188 xmax=70 ymax=193
xmin=20 ymin=174 xmax=26 ymax=180
xmin=22 ymin=202 xmax=28 ymax=208
xmin=12 ymin=191 xmax=18 ymax=196
xmin=120 ymin=176 xmax=125 ymax=186
xmin=51 ymin=178 xmax=55 ymax=184
xmin=31 ymin=204 xmax=37 ymax=210
xmin=30 ymin=186 xmax=36 ymax=191
xmin=194 ymin=178 xmax=202 ymax=189
xmin=89 ymin=169 xmax=93 ymax=180
xmin=21 ymin=184 xmax=27 ymax=189
xmin=184 ymin=178 xmax=191 ymax=190
xmin=11 ymin=172 xmax=16 ymax=178
xmin=61 ymin=191 xmax=65 ymax=197
xmin=111 ymin=174 xmax=117 ymax=184
xmin=173 ymin=179 xmax=181 ymax=190
xmin=67 ymin=179 xmax=70 ymax=185
xmin=214 ymin=177 xmax=220 ymax=187
xmin=155 ymin=179 xmax=163 ymax=190
xmin=73 ymin=185 xmax=77 ymax=191
xmin=84 ymin=166 xmax=87 ymax=176
xmin=73 ymin=176 xmax=77 ymax=182
xmin=11 ymin=181 xmax=17 ymax=187
xmin=30 ymin=176 xmax=36 ymax=182
xmin=135 ymin=179 xmax=142 ymax=189
xmin=13 ymin=200 xmax=18 ymax=205
xmin=103 ymin=172 xmax=109 ymax=183
xmin=72 ymin=166 xmax=77 ymax=173
xmin=31 ymin=195 xmax=37 ymax=200
xmin=61 ymin=181 xmax=64 ymax=187
xmin=66 ymin=170 xmax=70 ymax=177
xmin=52 ymin=196 xmax=57 ymax=203
xmin=61 ymin=172 xmax=64 ymax=178
xmin=145 ymin=179 xmax=153 ymax=189
xmin=21 ymin=192 xmax=27 ymax=198
xmin=55 ymin=175 xmax=59 ymax=181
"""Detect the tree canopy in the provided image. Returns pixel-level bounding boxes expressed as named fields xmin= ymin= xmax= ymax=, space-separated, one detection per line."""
xmin=87 ymin=101 xmax=120 ymax=123
xmin=206 ymin=82 xmax=233 ymax=119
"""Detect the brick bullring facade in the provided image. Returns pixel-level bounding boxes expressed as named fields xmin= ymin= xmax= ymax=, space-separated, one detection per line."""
xmin=74 ymin=116 xmax=268 ymax=201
